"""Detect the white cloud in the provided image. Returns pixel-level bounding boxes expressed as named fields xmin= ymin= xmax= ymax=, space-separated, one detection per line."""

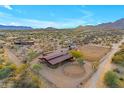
xmin=25 ymin=19 xmax=58 ymax=28
xmin=2 ymin=5 xmax=13 ymax=10
xmin=0 ymin=16 xmax=89 ymax=28
xmin=4 ymin=18 xmax=86 ymax=28
xmin=0 ymin=9 xmax=93 ymax=28
xmin=62 ymin=9 xmax=94 ymax=26
xmin=0 ymin=11 xmax=86 ymax=28
xmin=9 ymin=22 xmax=21 ymax=26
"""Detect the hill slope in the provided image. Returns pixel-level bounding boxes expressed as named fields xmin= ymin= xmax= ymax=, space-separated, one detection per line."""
xmin=96 ymin=18 xmax=124 ymax=29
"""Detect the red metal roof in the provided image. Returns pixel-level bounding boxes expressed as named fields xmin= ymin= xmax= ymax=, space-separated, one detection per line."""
xmin=43 ymin=50 xmax=67 ymax=60
xmin=39 ymin=49 xmax=72 ymax=65
xmin=48 ymin=53 xmax=72 ymax=65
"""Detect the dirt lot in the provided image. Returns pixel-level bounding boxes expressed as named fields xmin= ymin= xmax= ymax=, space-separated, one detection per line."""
xmin=39 ymin=62 xmax=93 ymax=88
xmin=79 ymin=45 xmax=110 ymax=62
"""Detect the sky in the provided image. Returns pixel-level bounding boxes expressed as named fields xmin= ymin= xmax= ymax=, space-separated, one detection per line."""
xmin=0 ymin=5 xmax=124 ymax=28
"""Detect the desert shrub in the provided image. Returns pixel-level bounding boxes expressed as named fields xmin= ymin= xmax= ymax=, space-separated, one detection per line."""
xmin=104 ymin=71 xmax=119 ymax=88
xmin=31 ymin=74 xmax=45 ymax=88
xmin=9 ymin=64 xmax=17 ymax=70
xmin=0 ymin=58 xmax=4 ymax=65
xmin=120 ymin=45 xmax=124 ymax=49
xmin=69 ymin=50 xmax=84 ymax=66
xmin=8 ymin=63 xmax=43 ymax=88
xmin=112 ymin=55 xmax=123 ymax=63
xmin=5 ymin=62 xmax=12 ymax=66
xmin=117 ymin=78 xmax=124 ymax=88
xmin=12 ymin=70 xmax=44 ymax=88
xmin=92 ymin=61 xmax=99 ymax=71
xmin=0 ymin=66 xmax=12 ymax=79
xmin=116 ymin=76 xmax=124 ymax=88
xmin=76 ymin=58 xmax=84 ymax=66
xmin=27 ymin=50 xmax=39 ymax=62
xmin=15 ymin=64 xmax=28 ymax=74
xmin=0 ymin=49 xmax=4 ymax=54
xmin=69 ymin=50 xmax=83 ymax=58
xmin=113 ymin=68 xmax=120 ymax=73
xmin=112 ymin=49 xmax=124 ymax=66
xmin=32 ymin=64 xmax=42 ymax=74
xmin=0 ymin=65 xmax=3 ymax=69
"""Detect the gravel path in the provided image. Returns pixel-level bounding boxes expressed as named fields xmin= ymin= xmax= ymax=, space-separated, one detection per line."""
xmin=83 ymin=38 xmax=124 ymax=88
xmin=4 ymin=48 xmax=21 ymax=66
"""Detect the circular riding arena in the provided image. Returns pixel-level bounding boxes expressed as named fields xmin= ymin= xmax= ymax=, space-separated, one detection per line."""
xmin=63 ymin=63 xmax=85 ymax=78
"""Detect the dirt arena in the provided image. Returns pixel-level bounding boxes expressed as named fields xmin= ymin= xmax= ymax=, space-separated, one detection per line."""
xmin=79 ymin=45 xmax=110 ymax=62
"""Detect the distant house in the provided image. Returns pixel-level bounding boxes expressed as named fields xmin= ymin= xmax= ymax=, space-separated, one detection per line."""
xmin=39 ymin=49 xmax=73 ymax=68
xmin=14 ymin=40 xmax=34 ymax=45
xmin=68 ymin=43 xmax=78 ymax=50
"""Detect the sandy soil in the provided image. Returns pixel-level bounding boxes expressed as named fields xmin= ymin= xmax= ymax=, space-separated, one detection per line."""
xmin=63 ymin=64 xmax=85 ymax=78
xmin=4 ymin=48 xmax=22 ymax=66
xmin=39 ymin=61 xmax=93 ymax=88
xmin=79 ymin=45 xmax=110 ymax=62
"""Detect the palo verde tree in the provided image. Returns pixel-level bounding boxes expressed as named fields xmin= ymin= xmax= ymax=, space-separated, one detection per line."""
xmin=69 ymin=50 xmax=84 ymax=66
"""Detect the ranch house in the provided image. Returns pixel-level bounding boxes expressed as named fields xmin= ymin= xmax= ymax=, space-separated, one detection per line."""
xmin=39 ymin=49 xmax=73 ymax=68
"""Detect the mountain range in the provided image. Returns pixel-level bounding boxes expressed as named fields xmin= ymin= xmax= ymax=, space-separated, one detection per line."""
xmin=1 ymin=18 xmax=124 ymax=30
xmin=96 ymin=18 xmax=124 ymax=29
xmin=0 ymin=25 xmax=32 ymax=30
xmin=75 ymin=18 xmax=124 ymax=31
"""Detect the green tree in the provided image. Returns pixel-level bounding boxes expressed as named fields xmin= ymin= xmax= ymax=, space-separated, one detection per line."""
xmin=69 ymin=50 xmax=84 ymax=66
xmin=104 ymin=71 xmax=119 ymax=87
xmin=69 ymin=50 xmax=83 ymax=58
xmin=32 ymin=64 xmax=42 ymax=74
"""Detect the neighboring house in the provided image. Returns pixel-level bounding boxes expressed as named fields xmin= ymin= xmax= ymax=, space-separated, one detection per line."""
xmin=14 ymin=40 xmax=34 ymax=45
xmin=39 ymin=49 xmax=73 ymax=68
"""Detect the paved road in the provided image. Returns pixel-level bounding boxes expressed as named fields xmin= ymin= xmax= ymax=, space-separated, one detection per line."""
xmin=83 ymin=38 xmax=124 ymax=88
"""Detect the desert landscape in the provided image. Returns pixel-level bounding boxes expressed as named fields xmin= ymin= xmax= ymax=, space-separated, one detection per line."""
xmin=0 ymin=5 xmax=124 ymax=88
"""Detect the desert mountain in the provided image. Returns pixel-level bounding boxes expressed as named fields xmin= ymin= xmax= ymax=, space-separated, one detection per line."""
xmin=96 ymin=18 xmax=124 ymax=30
xmin=0 ymin=25 xmax=32 ymax=30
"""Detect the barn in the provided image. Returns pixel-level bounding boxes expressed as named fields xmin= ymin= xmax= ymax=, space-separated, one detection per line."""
xmin=39 ymin=49 xmax=73 ymax=68
xmin=14 ymin=40 xmax=34 ymax=45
